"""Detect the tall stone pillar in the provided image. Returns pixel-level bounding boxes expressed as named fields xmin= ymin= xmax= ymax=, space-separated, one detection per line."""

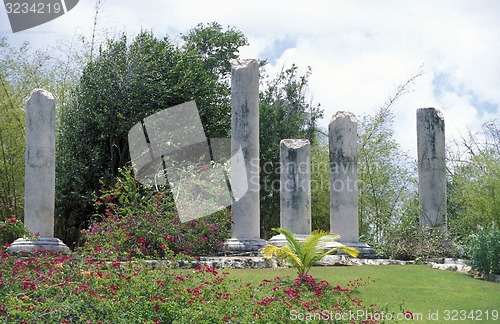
xmin=329 ymin=111 xmax=359 ymax=243
xmin=8 ymin=89 xmax=69 ymax=253
xmin=268 ymin=139 xmax=311 ymax=246
xmin=417 ymin=108 xmax=447 ymax=232
xmin=279 ymin=139 xmax=311 ymax=234
xmin=225 ymin=59 xmax=265 ymax=253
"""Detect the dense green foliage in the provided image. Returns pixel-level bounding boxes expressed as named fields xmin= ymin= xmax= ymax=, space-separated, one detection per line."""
xmin=447 ymin=121 xmax=500 ymax=241
xmin=310 ymin=141 xmax=330 ymax=232
xmin=466 ymin=224 xmax=500 ymax=277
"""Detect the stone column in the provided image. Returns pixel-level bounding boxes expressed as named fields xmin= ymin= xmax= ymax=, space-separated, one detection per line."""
xmin=8 ymin=89 xmax=69 ymax=253
xmin=329 ymin=111 xmax=359 ymax=243
xmin=225 ymin=59 xmax=265 ymax=252
xmin=279 ymin=139 xmax=311 ymax=234
xmin=417 ymin=107 xmax=447 ymax=232
xmin=268 ymin=139 xmax=311 ymax=246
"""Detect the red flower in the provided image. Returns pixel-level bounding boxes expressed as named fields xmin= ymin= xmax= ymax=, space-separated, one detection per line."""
xmin=9 ymin=217 xmax=16 ymax=223
xmin=138 ymin=238 xmax=146 ymax=244
xmin=22 ymin=281 xmax=36 ymax=290
xmin=165 ymin=235 xmax=174 ymax=242
xmin=283 ymin=288 xmax=300 ymax=297
xmin=404 ymin=310 xmax=414 ymax=319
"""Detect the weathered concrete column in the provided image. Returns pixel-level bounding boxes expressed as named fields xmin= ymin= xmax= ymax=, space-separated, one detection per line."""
xmin=417 ymin=108 xmax=447 ymax=232
xmin=268 ymin=139 xmax=311 ymax=247
xmin=279 ymin=139 xmax=311 ymax=234
xmin=329 ymin=111 xmax=359 ymax=243
xmin=225 ymin=59 xmax=265 ymax=252
xmin=8 ymin=89 xmax=69 ymax=254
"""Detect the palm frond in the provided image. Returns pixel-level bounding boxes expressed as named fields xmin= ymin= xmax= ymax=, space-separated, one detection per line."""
xmin=319 ymin=245 xmax=359 ymax=261
xmin=260 ymin=243 xmax=303 ymax=269
xmin=273 ymin=227 xmax=302 ymax=256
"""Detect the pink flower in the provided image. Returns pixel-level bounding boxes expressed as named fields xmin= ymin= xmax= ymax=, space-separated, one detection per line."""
xmin=9 ymin=217 xmax=16 ymax=223
xmin=138 ymin=238 xmax=146 ymax=244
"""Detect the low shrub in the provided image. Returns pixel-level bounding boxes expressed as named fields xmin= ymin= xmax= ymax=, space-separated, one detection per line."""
xmin=466 ymin=224 xmax=500 ymax=277
xmin=79 ymin=167 xmax=232 ymax=260
xmin=382 ymin=225 xmax=455 ymax=260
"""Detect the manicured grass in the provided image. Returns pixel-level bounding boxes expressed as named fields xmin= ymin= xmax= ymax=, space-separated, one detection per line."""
xmin=227 ymin=265 xmax=500 ymax=320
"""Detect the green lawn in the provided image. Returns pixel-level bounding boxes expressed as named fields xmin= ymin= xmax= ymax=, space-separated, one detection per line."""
xmin=227 ymin=265 xmax=500 ymax=322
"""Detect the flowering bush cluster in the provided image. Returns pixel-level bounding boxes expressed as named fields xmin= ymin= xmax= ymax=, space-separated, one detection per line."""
xmin=79 ymin=168 xmax=232 ymax=260
xmin=0 ymin=249 xmax=412 ymax=323
xmin=0 ymin=204 xmax=31 ymax=246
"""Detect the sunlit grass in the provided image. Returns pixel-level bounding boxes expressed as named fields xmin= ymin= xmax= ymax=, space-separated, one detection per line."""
xmin=226 ymin=265 xmax=500 ymax=317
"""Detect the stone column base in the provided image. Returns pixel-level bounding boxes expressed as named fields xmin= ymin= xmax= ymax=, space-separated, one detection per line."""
xmin=324 ymin=241 xmax=377 ymax=258
xmin=7 ymin=237 xmax=70 ymax=254
xmin=267 ymin=233 xmax=310 ymax=247
xmin=224 ymin=238 xmax=267 ymax=255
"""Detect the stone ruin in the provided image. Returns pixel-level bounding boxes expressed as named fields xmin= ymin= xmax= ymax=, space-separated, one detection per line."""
xmin=8 ymin=61 xmax=447 ymax=258
xmin=224 ymin=59 xmax=447 ymax=256
xmin=8 ymin=89 xmax=69 ymax=253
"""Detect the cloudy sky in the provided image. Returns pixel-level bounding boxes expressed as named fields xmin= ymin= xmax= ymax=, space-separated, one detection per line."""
xmin=1 ymin=0 xmax=499 ymax=158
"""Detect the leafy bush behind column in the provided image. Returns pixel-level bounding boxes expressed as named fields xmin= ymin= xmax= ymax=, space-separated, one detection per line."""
xmin=56 ymin=25 xmax=246 ymax=247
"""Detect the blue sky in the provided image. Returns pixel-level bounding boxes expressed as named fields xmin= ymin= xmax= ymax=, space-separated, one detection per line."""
xmin=1 ymin=0 xmax=499 ymax=158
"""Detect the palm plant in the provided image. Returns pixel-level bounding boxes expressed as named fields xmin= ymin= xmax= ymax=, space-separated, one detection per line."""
xmin=261 ymin=228 xmax=359 ymax=276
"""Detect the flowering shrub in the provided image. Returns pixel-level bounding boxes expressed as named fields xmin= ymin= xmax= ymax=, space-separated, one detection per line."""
xmin=0 ymin=204 xmax=31 ymax=246
xmin=79 ymin=167 xmax=232 ymax=260
xmin=0 ymin=250 xmax=411 ymax=323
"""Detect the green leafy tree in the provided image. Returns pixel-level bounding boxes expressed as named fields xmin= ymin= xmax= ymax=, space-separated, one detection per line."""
xmin=357 ymin=71 xmax=422 ymax=248
xmin=0 ymin=39 xmax=58 ymax=222
xmin=310 ymin=139 xmax=330 ymax=232
xmin=261 ymin=227 xmax=358 ymax=276
xmin=56 ymin=27 xmax=247 ymax=247
xmin=181 ymin=22 xmax=248 ymax=138
xmin=259 ymin=65 xmax=323 ymax=238
xmin=447 ymin=120 xmax=500 ymax=241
